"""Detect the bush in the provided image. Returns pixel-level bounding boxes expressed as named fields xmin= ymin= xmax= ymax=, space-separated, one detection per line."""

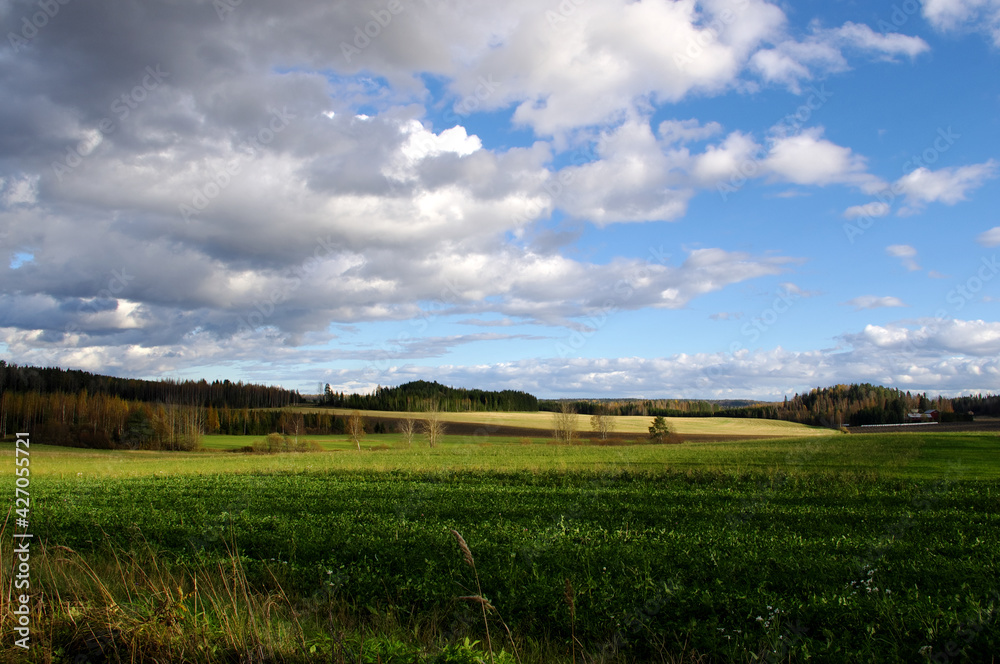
xmin=243 ymin=433 xmax=321 ymax=454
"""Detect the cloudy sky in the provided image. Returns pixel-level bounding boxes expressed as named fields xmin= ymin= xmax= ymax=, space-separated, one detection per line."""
xmin=2 ymin=0 xmax=999 ymax=399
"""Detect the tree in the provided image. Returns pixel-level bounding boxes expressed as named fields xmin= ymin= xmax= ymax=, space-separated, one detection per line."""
xmin=122 ymin=409 xmax=154 ymax=450
xmin=422 ymin=408 xmax=446 ymax=448
xmin=590 ymin=409 xmax=613 ymax=440
xmin=397 ymin=417 xmax=416 ymax=447
xmin=347 ymin=410 xmax=365 ymax=450
xmin=553 ymin=402 xmax=577 ymax=445
xmin=648 ymin=415 xmax=671 ymax=444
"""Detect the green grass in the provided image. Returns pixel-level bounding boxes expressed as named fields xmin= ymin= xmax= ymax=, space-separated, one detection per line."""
xmin=10 ymin=432 xmax=1000 ymax=481
xmin=2 ymin=431 xmax=998 ymax=662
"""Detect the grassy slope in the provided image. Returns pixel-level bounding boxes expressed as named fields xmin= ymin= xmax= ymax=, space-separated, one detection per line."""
xmin=290 ymin=406 xmax=830 ymax=436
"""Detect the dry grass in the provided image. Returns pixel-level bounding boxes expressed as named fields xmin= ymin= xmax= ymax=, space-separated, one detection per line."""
xmin=302 ymin=407 xmax=830 ymax=437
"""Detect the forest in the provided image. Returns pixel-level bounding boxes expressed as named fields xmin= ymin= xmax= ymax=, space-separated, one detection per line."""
xmin=322 ymin=379 xmax=538 ymax=412
xmin=545 ymin=383 xmax=997 ymax=427
xmin=0 ymin=361 xmax=312 ymax=447
xmin=0 ymin=361 xmax=302 ymax=408
xmin=0 ymin=389 xmax=346 ymax=448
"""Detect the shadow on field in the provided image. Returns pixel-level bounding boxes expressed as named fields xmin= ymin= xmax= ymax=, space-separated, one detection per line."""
xmin=362 ymin=415 xmax=801 ymax=443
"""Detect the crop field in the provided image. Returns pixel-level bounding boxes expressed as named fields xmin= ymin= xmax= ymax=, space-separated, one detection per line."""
xmin=2 ymin=431 xmax=999 ymax=663
xmin=292 ymin=408 xmax=831 ymax=438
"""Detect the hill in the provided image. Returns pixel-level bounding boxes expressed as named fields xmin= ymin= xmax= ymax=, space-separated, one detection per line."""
xmin=322 ymin=379 xmax=538 ymax=412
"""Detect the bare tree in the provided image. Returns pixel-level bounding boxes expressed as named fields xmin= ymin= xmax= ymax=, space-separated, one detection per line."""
xmin=553 ymin=402 xmax=577 ymax=445
xmin=397 ymin=417 xmax=416 ymax=447
xmin=590 ymin=409 xmax=613 ymax=440
xmin=347 ymin=410 xmax=365 ymax=451
xmin=422 ymin=409 xmax=446 ymax=448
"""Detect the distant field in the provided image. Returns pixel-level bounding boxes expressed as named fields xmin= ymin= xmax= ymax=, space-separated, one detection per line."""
xmin=292 ymin=406 xmax=830 ymax=437
xmin=9 ymin=431 xmax=1000 ymax=481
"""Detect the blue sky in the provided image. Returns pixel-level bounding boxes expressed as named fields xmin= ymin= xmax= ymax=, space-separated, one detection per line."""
xmin=1 ymin=0 xmax=999 ymax=399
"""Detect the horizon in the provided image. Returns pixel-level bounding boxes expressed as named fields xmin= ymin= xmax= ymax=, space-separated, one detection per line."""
xmin=2 ymin=1 xmax=999 ymax=399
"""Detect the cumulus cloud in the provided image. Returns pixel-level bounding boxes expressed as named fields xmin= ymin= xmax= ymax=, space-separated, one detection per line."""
xmin=763 ymin=128 xmax=881 ymax=190
xmin=0 ymin=0 xmax=992 ymax=396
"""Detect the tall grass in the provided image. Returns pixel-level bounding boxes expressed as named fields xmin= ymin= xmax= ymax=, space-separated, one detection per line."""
xmin=0 ymin=513 xmax=312 ymax=662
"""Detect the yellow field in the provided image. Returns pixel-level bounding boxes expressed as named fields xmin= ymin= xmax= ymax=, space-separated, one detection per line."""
xmin=290 ymin=407 xmax=829 ymax=437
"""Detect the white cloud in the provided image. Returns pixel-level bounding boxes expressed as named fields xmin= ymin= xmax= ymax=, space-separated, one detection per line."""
xmin=657 ymin=118 xmax=723 ymax=144
xmin=923 ymin=0 xmax=1000 ymax=46
xmin=977 ymin=226 xmax=1000 ymax=247
xmin=1 ymin=174 xmax=39 ymax=207
xmin=8 ymin=317 xmax=1000 ymax=399
xmin=478 ymin=0 xmax=787 ymax=135
xmin=833 ymin=22 xmax=930 ymax=58
xmin=886 ymin=244 xmax=921 ymax=271
xmin=332 ymin=319 xmax=1000 ymax=397
xmin=763 ymin=128 xmax=880 ymax=189
xmin=845 ymin=319 xmax=1000 ymax=356
xmin=894 ymin=160 xmax=999 ymax=213
xmin=691 ymin=131 xmax=761 ymax=186
xmin=844 ymin=201 xmax=890 ymax=219
xmin=750 ymin=21 xmax=927 ymax=91
xmin=843 ymin=296 xmax=908 ymax=310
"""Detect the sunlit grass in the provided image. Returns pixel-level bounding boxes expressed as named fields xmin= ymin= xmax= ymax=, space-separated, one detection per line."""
xmin=5 ymin=432 xmax=998 ymax=480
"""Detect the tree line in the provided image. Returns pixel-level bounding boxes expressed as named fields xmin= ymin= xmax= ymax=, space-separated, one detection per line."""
xmin=0 ymin=361 xmax=303 ymax=408
xmin=715 ymin=384 xmax=974 ymax=427
xmin=542 ymin=384 xmax=989 ymax=428
xmin=539 ymin=398 xmax=759 ymax=417
xmin=323 ymin=380 xmax=538 ymax=412
xmin=0 ymin=389 xmax=350 ymax=449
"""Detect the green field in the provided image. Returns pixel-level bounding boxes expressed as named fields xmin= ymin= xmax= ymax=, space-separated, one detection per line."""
xmin=2 ymin=432 xmax=999 ymax=663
